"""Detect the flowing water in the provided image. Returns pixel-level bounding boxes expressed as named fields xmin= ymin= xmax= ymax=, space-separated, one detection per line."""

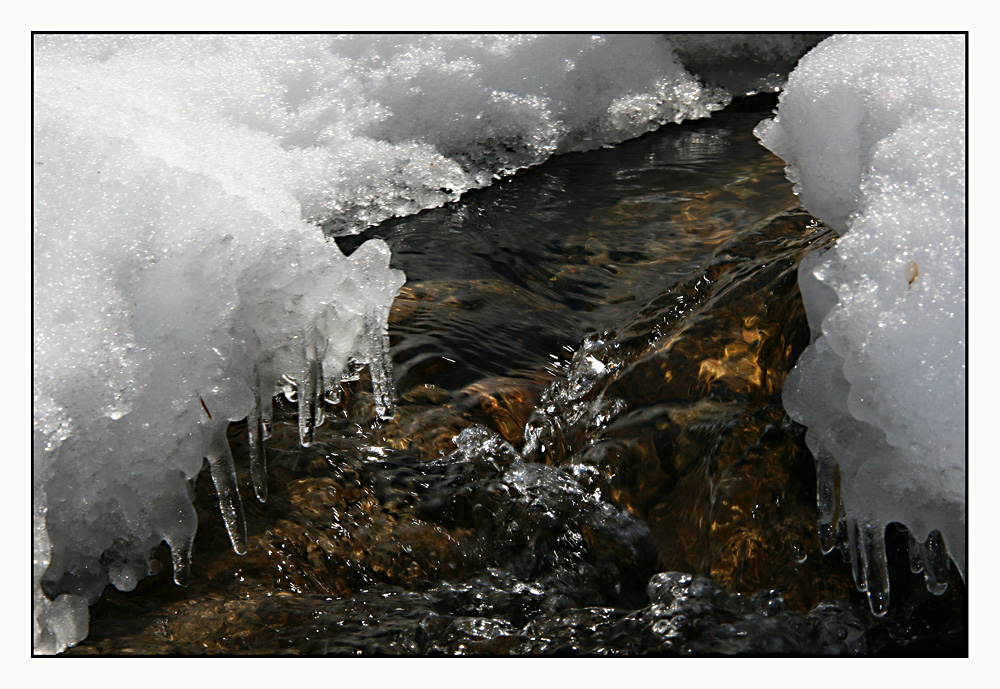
xmin=65 ymin=105 xmax=967 ymax=657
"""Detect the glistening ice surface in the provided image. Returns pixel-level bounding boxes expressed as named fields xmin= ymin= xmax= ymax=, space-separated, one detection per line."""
xmin=755 ymin=34 xmax=966 ymax=615
xmin=34 ymin=33 xmax=790 ymax=654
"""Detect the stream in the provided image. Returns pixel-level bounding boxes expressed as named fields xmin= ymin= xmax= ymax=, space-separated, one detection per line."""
xmin=65 ymin=102 xmax=967 ymax=657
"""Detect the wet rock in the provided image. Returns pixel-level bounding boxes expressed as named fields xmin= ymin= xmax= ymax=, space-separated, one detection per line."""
xmin=520 ymin=208 xmax=854 ymax=609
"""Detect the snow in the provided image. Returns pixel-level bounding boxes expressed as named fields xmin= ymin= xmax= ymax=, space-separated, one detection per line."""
xmin=755 ymin=34 xmax=966 ymax=614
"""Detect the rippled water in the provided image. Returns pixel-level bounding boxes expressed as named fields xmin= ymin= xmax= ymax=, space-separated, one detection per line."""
xmin=67 ymin=105 xmax=967 ymax=657
xmin=339 ymin=110 xmax=797 ymax=389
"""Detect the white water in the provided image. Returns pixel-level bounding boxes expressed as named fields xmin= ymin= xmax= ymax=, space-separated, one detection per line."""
xmin=756 ymin=34 xmax=966 ymax=615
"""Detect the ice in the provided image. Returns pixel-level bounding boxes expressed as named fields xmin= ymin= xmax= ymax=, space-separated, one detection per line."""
xmin=32 ymin=492 xmax=88 ymax=655
xmin=755 ymin=34 xmax=966 ymax=614
xmin=205 ymin=427 xmax=248 ymax=555
xmin=34 ymin=35 xmax=417 ymax=653
xmin=247 ymin=371 xmax=269 ymax=502
xmin=296 ymin=358 xmax=325 ymax=447
xmin=32 ymin=33 xmax=821 ymax=654
xmin=917 ymin=530 xmax=951 ymax=596
xmin=366 ymin=305 xmax=398 ymax=420
xmin=814 ymin=456 xmax=838 ymax=555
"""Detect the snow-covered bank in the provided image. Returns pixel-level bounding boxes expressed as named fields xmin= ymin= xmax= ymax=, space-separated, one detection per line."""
xmin=755 ymin=34 xmax=966 ymax=614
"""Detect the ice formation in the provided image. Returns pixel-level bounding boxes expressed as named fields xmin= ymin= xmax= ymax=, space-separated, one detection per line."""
xmin=35 ymin=33 xmax=792 ymax=655
xmin=755 ymin=34 xmax=966 ymax=614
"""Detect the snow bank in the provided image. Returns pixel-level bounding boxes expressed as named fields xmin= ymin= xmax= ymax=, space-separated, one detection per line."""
xmin=35 ymin=33 xmax=778 ymax=655
xmin=755 ymin=34 xmax=966 ymax=615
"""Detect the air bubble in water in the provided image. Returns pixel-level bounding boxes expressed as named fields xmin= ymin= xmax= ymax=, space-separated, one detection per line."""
xmin=325 ymin=384 xmax=342 ymax=406
xmin=281 ymin=373 xmax=298 ymax=403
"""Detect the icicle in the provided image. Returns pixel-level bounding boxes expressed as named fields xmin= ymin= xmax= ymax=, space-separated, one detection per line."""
xmin=859 ymin=522 xmax=890 ymax=617
xmin=297 ymin=358 xmax=323 ymax=447
xmin=847 ymin=518 xmax=867 ymax=593
xmin=815 ymin=456 xmax=839 ymax=555
xmin=907 ymin=531 xmax=924 ymax=574
xmin=205 ymin=433 xmax=247 ymax=556
xmin=261 ymin=385 xmax=273 ymax=441
xmin=161 ymin=494 xmax=198 ymax=587
xmin=834 ymin=514 xmax=849 ymax=553
xmin=366 ymin=306 xmax=396 ymax=420
xmin=314 ymin=363 xmax=326 ymax=429
xmin=325 ymin=383 xmax=341 ymax=406
xmin=166 ymin=532 xmax=194 ymax=587
xmin=248 ymin=373 xmax=268 ymax=503
xmin=920 ymin=530 xmax=950 ymax=595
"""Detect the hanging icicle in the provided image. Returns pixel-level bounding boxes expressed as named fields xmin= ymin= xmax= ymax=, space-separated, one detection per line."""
xmin=297 ymin=358 xmax=324 ymax=447
xmin=247 ymin=369 xmax=269 ymax=503
xmin=205 ymin=427 xmax=248 ymax=556
xmin=919 ymin=530 xmax=951 ymax=596
xmin=815 ymin=456 xmax=839 ymax=555
xmin=366 ymin=305 xmax=397 ymax=420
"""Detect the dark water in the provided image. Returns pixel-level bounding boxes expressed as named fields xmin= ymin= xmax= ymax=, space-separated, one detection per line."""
xmin=67 ymin=106 xmax=967 ymax=656
xmin=339 ymin=111 xmax=797 ymax=391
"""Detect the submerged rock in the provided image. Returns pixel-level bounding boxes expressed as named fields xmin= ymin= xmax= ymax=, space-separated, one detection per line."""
xmin=518 ymin=207 xmax=849 ymax=609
